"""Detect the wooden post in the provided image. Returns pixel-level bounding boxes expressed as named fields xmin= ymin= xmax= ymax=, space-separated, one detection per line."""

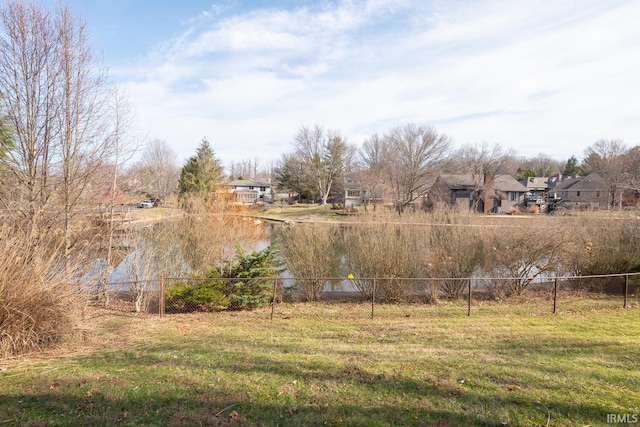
xmin=553 ymin=277 xmax=558 ymax=314
xmin=371 ymin=278 xmax=376 ymax=319
xmin=467 ymin=278 xmax=472 ymax=316
xmin=624 ymin=274 xmax=629 ymax=309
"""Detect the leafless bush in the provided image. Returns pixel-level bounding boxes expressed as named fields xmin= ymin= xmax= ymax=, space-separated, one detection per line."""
xmin=484 ymin=224 xmax=566 ymax=296
xmin=427 ymin=211 xmax=486 ymax=299
xmin=342 ymin=223 xmax=429 ymax=301
xmin=562 ymin=217 xmax=640 ymax=290
xmin=0 ymin=226 xmax=82 ymax=356
xmin=176 ymin=214 xmax=267 ymax=275
xmin=278 ymin=224 xmax=343 ymax=301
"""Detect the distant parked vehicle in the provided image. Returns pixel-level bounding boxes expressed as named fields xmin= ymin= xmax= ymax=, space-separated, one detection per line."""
xmin=137 ymin=200 xmax=153 ymax=208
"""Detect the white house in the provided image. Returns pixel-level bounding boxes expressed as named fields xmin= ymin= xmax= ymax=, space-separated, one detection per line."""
xmin=229 ymin=179 xmax=273 ymax=204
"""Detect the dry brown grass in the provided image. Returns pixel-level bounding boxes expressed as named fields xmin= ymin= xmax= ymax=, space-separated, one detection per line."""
xmin=0 ymin=231 xmax=82 ymax=357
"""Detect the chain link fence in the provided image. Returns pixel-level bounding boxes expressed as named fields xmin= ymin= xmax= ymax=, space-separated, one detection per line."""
xmin=93 ymin=272 xmax=640 ymax=319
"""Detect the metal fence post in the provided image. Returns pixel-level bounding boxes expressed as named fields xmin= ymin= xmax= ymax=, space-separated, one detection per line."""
xmin=553 ymin=276 xmax=558 ymax=314
xmin=624 ymin=274 xmax=629 ymax=309
xmin=159 ymin=276 xmax=165 ymax=318
xmin=467 ymin=278 xmax=472 ymax=316
xmin=371 ymin=278 xmax=376 ymax=319
xmin=271 ymin=278 xmax=278 ymax=320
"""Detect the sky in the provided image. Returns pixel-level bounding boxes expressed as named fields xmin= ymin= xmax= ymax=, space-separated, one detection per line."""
xmin=51 ymin=0 xmax=640 ymax=167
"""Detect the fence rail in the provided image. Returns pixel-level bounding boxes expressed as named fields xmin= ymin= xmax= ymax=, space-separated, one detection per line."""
xmin=94 ymin=272 xmax=640 ymax=319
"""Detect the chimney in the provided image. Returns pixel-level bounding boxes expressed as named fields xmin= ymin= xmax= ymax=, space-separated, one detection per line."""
xmin=483 ymin=174 xmax=495 ymax=214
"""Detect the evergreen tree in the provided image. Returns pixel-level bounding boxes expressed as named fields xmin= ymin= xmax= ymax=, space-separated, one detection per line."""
xmin=562 ymin=155 xmax=583 ymax=175
xmin=178 ymin=138 xmax=223 ymax=200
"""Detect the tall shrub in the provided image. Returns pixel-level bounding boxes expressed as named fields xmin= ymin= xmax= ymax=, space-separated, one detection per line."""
xmin=278 ymin=224 xmax=342 ymax=301
xmin=343 ymin=223 xmax=428 ymax=301
xmin=427 ymin=213 xmax=485 ymax=299
xmin=484 ymin=225 xmax=565 ymax=296
xmin=563 ymin=217 xmax=640 ymax=289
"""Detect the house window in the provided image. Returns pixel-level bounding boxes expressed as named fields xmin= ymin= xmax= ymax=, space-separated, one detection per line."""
xmin=596 ymin=191 xmax=600 ymax=197
xmin=347 ymin=190 xmax=360 ymax=198
xmin=249 ymin=186 xmax=254 ymax=190
xmin=576 ymin=191 xmax=581 ymax=197
xmin=260 ymin=187 xmax=266 ymax=191
xmin=508 ymin=192 xmax=518 ymax=202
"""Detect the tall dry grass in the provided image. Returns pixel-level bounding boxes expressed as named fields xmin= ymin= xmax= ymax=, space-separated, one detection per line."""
xmin=0 ymin=226 xmax=82 ymax=357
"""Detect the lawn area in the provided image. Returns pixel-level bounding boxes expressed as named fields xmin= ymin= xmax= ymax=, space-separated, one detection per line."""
xmin=261 ymin=203 xmax=348 ymax=221
xmin=1 ymin=299 xmax=639 ymax=426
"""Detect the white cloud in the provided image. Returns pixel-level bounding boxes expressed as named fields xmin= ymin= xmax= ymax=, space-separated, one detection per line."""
xmin=118 ymin=0 xmax=640 ymax=166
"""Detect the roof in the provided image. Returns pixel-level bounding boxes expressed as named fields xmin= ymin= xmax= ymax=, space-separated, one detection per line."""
xmin=437 ymin=174 xmax=476 ymax=190
xmin=493 ymin=175 xmax=528 ymax=192
xmin=521 ymin=176 xmax=549 ymax=190
xmin=554 ymin=173 xmax=607 ymax=191
xmin=436 ymin=174 xmax=527 ymax=192
xmin=229 ymin=179 xmax=271 ymax=188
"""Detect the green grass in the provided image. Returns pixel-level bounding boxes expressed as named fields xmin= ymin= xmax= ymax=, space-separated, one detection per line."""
xmin=1 ymin=298 xmax=639 ymax=426
xmin=262 ymin=203 xmax=344 ymax=220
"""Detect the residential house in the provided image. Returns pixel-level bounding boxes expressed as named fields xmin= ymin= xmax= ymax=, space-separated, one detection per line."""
xmin=344 ymin=172 xmax=363 ymax=208
xmin=520 ymin=176 xmax=549 ymax=195
xmin=550 ymin=172 xmax=609 ymax=209
xmin=229 ymin=179 xmax=273 ymax=204
xmin=343 ymin=171 xmax=385 ymax=208
xmin=430 ymin=174 xmax=527 ymax=213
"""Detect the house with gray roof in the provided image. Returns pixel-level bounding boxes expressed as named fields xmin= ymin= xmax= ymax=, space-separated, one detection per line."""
xmin=550 ymin=172 xmax=609 ymax=209
xmin=430 ymin=174 xmax=527 ymax=213
xmin=229 ymin=179 xmax=273 ymax=204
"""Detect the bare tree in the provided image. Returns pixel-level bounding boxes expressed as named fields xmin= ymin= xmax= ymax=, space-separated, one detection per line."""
xmin=0 ymin=1 xmax=111 ymax=275
xmin=99 ymin=86 xmax=138 ymax=305
xmin=357 ymin=133 xmax=387 ymax=210
xmin=453 ymin=142 xmax=513 ymax=212
xmin=293 ymin=124 xmax=350 ymax=205
xmin=133 ymin=139 xmax=179 ymax=201
xmin=56 ymin=3 xmax=110 ymax=275
xmin=624 ymin=146 xmax=640 ymax=206
xmin=516 ymin=153 xmax=563 ymax=178
xmin=380 ymin=124 xmax=451 ymax=214
xmin=0 ymin=1 xmax=59 ymax=256
xmin=582 ymin=139 xmax=628 ymax=208
xmin=228 ymin=156 xmax=264 ymax=180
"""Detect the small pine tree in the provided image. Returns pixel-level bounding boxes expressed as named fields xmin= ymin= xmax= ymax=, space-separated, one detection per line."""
xmin=177 ymin=138 xmax=224 ymax=200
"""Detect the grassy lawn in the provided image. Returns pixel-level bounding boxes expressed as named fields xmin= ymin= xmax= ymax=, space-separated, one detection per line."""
xmin=261 ymin=203 xmax=341 ymax=221
xmin=1 ymin=298 xmax=639 ymax=426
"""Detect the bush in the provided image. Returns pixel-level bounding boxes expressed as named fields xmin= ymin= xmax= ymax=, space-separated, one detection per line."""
xmin=343 ymin=223 xmax=428 ymax=301
xmin=563 ymin=217 xmax=640 ymax=290
xmin=165 ymin=280 xmax=230 ymax=312
xmin=427 ymin=212 xmax=485 ymax=299
xmin=165 ymin=243 xmax=280 ymax=312
xmin=278 ymin=224 xmax=343 ymax=301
